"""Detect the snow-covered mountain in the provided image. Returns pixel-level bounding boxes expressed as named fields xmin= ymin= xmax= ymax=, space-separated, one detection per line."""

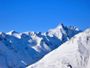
xmin=0 ymin=24 xmax=80 ymax=68
xmin=27 ymin=28 xmax=90 ymax=68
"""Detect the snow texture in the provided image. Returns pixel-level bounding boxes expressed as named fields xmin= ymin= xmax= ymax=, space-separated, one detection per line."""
xmin=27 ymin=28 xmax=90 ymax=68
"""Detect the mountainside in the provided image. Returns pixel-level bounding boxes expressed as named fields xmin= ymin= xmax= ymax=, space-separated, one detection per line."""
xmin=27 ymin=28 xmax=90 ymax=68
xmin=0 ymin=24 xmax=80 ymax=68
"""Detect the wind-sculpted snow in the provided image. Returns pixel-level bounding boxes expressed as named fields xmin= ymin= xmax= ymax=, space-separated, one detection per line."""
xmin=27 ymin=29 xmax=90 ymax=68
xmin=0 ymin=24 xmax=80 ymax=68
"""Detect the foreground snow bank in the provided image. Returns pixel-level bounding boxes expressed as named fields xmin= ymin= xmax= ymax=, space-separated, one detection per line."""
xmin=27 ymin=29 xmax=90 ymax=68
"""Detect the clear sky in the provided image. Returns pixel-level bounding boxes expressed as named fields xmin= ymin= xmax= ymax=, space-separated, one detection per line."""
xmin=0 ymin=0 xmax=90 ymax=32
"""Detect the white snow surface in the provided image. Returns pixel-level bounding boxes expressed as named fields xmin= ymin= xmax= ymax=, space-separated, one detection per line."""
xmin=27 ymin=28 xmax=90 ymax=68
xmin=0 ymin=24 xmax=80 ymax=68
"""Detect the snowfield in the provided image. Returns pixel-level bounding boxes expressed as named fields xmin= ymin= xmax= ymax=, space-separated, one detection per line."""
xmin=27 ymin=29 xmax=90 ymax=68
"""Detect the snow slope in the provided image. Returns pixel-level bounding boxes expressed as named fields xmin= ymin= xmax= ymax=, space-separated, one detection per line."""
xmin=27 ymin=28 xmax=90 ymax=68
xmin=0 ymin=24 xmax=80 ymax=68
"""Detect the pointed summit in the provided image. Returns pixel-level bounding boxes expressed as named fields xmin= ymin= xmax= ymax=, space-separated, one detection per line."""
xmin=56 ymin=23 xmax=65 ymax=29
xmin=0 ymin=32 xmax=4 ymax=35
xmin=7 ymin=30 xmax=18 ymax=35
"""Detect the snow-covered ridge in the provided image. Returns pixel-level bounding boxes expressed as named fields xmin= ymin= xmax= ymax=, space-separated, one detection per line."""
xmin=27 ymin=28 xmax=90 ymax=68
xmin=0 ymin=24 xmax=80 ymax=68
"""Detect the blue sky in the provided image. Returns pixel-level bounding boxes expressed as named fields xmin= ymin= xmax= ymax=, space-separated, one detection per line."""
xmin=0 ymin=0 xmax=90 ymax=32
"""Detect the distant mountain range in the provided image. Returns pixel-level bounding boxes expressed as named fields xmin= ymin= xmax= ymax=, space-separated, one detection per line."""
xmin=0 ymin=24 xmax=82 ymax=68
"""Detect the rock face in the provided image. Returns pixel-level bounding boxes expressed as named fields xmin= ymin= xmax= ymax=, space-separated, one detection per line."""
xmin=0 ymin=24 xmax=80 ymax=68
xmin=27 ymin=29 xmax=90 ymax=68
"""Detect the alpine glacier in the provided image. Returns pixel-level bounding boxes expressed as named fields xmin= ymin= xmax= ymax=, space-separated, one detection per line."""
xmin=27 ymin=28 xmax=90 ymax=68
xmin=0 ymin=24 xmax=80 ymax=68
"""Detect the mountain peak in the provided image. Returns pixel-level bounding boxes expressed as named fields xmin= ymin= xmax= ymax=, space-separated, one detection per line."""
xmin=0 ymin=32 xmax=4 ymax=35
xmin=7 ymin=30 xmax=18 ymax=35
xmin=56 ymin=23 xmax=64 ymax=29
